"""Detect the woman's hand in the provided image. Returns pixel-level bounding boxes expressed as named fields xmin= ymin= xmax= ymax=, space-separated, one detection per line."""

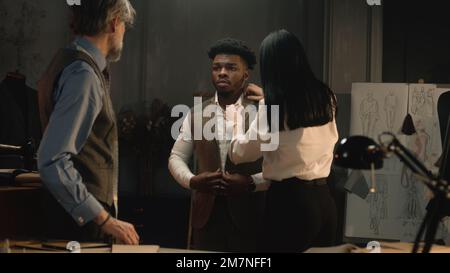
xmin=245 ymin=83 xmax=264 ymax=102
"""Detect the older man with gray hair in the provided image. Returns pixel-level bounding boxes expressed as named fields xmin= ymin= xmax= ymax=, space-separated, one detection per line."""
xmin=37 ymin=0 xmax=139 ymax=244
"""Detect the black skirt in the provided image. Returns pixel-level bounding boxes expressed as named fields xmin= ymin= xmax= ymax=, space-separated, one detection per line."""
xmin=263 ymin=177 xmax=337 ymax=253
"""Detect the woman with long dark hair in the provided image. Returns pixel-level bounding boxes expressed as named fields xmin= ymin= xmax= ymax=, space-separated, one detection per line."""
xmin=229 ymin=29 xmax=338 ymax=252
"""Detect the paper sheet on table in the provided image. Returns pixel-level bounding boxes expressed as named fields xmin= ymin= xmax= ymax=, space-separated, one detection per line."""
xmin=112 ymin=245 xmax=160 ymax=253
xmin=305 ymin=244 xmax=361 ymax=253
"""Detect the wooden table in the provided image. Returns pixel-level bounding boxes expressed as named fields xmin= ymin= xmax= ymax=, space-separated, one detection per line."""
xmin=8 ymin=241 xmax=213 ymax=253
xmin=10 ymin=241 xmax=450 ymax=253
xmin=0 ymin=183 xmax=44 ymax=240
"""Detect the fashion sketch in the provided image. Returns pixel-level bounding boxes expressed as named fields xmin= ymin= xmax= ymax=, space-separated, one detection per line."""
xmin=411 ymin=87 xmax=427 ymax=116
xmin=367 ymin=179 xmax=388 ymax=235
xmin=360 ymin=92 xmax=379 ymax=137
xmin=384 ymin=91 xmax=398 ymax=131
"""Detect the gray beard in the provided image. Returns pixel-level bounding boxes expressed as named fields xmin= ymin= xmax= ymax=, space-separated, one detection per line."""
xmin=107 ymin=42 xmax=123 ymax=62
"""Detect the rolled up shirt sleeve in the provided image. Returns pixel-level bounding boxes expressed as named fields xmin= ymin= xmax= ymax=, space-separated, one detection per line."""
xmin=168 ymin=113 xmax=195 ymax=189
xmin=37 ymin=64 xmax=105 ymax=226
xmin=229 ymin=116 xmax=264 ymax=164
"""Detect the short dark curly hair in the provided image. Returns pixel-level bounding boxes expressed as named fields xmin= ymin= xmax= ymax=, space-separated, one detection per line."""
xmin=208 ymin=38 xmax=257 ymax=70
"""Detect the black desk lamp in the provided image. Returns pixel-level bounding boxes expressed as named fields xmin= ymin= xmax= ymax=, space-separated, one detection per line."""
xmin=334 ymin=136 xmax=384 ymax=192
xmin=335 ymin=132 xmax=450 ymax=253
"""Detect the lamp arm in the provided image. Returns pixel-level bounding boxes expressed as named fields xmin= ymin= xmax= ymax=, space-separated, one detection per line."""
xmin=379 ymin=132 xmax=434 ymax=179
xmin=390 ymin=138 xmax=434 ymax=179
xmin=381 ymin=133 xmax=449 ymax=196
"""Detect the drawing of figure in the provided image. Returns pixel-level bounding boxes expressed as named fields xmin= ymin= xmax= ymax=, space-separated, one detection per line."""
xmin=411 ymin=87 xmax=426 ymax=116
xmin=437 ymin=220 xmax=450 ymax=244
xmin=411 ymin=88 xmax=419 ymax=115
xmin=425 ymin=89 xmax=435 ymax=118
xmin=367 ymin=180 xmax=388 ymax=235
xmin=368 ymin=194 xmax=380 ymax=235
xmin=360 ymin=92 xmax=379 ymax=137
xmin=384 ymin=91 xmax=398 ymax=131
xmin=407 ymin=182 xmax=420 ymax=219
xmin=418 ymin=88 xmax=427 ymax=116
xmin=402 ymin=221 xmax=418 ymax=241
xmin=413 ymin=120 xmax=431 ymax=162
xmin=399 ymin=163 xmax=426 ymax=241
xmin=401 ymin=167 xmax=422 ymax=220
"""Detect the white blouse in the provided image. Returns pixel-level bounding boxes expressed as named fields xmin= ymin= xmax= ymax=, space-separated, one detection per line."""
xmin=228 ymin=100 xmax=339 ymax=182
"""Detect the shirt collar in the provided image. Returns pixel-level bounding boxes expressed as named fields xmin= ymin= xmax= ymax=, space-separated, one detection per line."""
xmin=214 ymin=92 xmax=244 ymax=107
xmin=72 ymin=37 xmax=107 ymax=71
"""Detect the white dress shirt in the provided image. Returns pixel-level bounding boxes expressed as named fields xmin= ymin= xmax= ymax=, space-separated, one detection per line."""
xmin=168 ymin=93 xmax=270 ymax=192
xmin=229 ymin=100 xmax=339 ymax=182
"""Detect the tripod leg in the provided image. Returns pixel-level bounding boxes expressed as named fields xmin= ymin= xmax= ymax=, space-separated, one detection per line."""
xmin=422 ymin=197 xmax=443 ymax=253
xmin=413 ymin=209 xmax=431 ymax=253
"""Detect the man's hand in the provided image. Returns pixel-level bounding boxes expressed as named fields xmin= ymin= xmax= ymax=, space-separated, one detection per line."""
xmin=223 ymin=172 xmax=254 ymax=196
xmin=94 ymin=210 xmax=140 ymax=245
xmin=244 ymin=83 xmax=264 ymax=102
xmin=189 ymin=169 xmax=229 ymax=195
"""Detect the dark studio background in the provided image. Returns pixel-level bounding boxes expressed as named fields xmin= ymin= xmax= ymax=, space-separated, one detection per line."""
xmin=1 ymin=0 xmax=449 ymax=248
xmin=383 ymin=0 xmax=450 ymax=83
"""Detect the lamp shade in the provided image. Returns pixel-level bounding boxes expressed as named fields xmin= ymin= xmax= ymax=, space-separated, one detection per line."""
xmin=334 ymin=136 xmax=384 ymax=170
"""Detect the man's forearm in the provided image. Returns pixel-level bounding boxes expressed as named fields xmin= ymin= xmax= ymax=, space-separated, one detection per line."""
xmin=168 ymin=135 xmax=195 ymax=190
xmin=39 ymin=156 xmax=105 ymax=226
xmin=168 ymin=152 xmax=195 ymax=189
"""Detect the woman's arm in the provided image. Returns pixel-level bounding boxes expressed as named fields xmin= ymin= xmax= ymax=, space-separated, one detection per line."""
xmin=229 ymin=116 xmax=264 ymax=164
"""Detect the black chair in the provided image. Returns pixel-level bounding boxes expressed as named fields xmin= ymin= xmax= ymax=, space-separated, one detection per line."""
xmin=429 ymin=91 xmax=450 ymax=217
xmin=438 ymin=91 xmax=450 ymax=189
xmin=438 ymin=91 xmax=450 ymax=146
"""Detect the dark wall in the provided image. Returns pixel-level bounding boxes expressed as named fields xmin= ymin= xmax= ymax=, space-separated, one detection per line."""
xmin=112 ymin=0 xmax=326 ymax=111
xmin=383 ymin=0 xmax=450 ymax=83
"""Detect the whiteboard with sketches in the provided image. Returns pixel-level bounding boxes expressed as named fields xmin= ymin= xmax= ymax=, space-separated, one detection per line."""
xmin=345 ymin=83 xmax=450 ymax=243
